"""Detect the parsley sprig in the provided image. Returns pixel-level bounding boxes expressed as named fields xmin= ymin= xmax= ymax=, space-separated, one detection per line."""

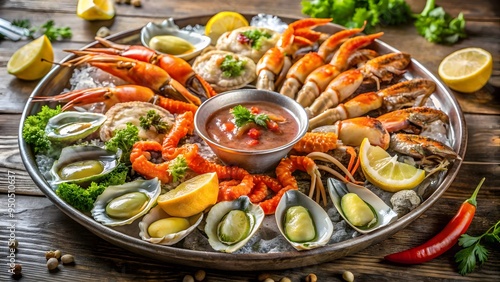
xmin=1 ymin=19 xmax=72 ymax=41
xmin=231 ymin=105 xmax=270 ymax=128
xmin=455 ymin=219 xmax=500 ymax=275
xmin=220 ymin=55 xmax=247 ymax=78
xmin=139 ymin=110 xmax=171 ymax=134
xmin=168 ymin=155 xmax=188 ymax=183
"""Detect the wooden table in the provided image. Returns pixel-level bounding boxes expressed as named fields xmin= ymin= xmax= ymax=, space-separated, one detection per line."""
xmin=1 ymin=0 xmax=499 ymax=281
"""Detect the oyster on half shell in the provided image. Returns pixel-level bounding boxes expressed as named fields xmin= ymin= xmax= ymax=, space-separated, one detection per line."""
xmin=275 ymin=190 xmax=334 ymax=251
xmin=45 ymin=111 xmax=107 ymax=143
xmin=328 ymin=178 xmax=398 ymax=234
xmin=91 ymin=178 xmax=161 ymax=226
xmin=205 ymin=196 xmax=264 ymax=253
xmin=49 ymin=145 xmax=121 ymax=187
xmin=139 ymin=205 xmax=203 ymax=245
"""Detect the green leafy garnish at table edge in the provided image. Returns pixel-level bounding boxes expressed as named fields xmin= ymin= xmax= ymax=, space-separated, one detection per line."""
xmin=231 ymin=105 xmax=270 ymax=128
xmin=1 ymin=19 xmax=72 ymax=41
xmin=455 ymin=219 xmax=500 ymax=275
xmin=301 ymin=0 xmax=466 ymax=44
xmin=22 ymin=105 xmax=62 ymax=154
xmin=220 ymin=55 xmax=247 ymax=78
xmin=139 ymin=110 xmax=171 ymax=134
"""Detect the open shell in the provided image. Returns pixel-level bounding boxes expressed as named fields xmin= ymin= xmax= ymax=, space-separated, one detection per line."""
xmin=275 ymin=190 xmax=334 ymax=251
xmin=140 ymin=18 xmax=211 ymax=61
xmin=205 ymin=196 xmax=264 ymax=253
xmin=327 ymin=178 xmax=398 ymax=234
xmin=45 ymin=111 xmax=107 ymax=143
xmin=49 ymin=145 xmax=121 ymax=186
xmin=91 ymin=178 xmax=161 ymax=226
xmin=138 ymin=205 xmax=203 ymax=245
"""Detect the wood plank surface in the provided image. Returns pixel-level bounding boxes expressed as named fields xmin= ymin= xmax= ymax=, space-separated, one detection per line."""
xmin=1 ymin=0 xmax=499 ymax=281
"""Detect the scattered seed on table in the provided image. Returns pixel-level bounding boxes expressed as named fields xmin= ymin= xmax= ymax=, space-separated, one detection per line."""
xmin=342 ymin=270 xmax=354 ymax=282
xmin=194 ymin=269 xmax=206 ymax=281
xmin=263 ymin=278 xmax=275 ymax=282
xmin=183 ymin=274 xmax=195 ymax=282
xmin=305 ymin=273 xmax=317 ymax=282
xmin=45 ymin=250 xmax=57 ymax=260
xmin=96 ymin=26 xmax=111 ymax=38
xmin=12 ymin=264 xmax=22 ymax=276
xmin=279 ymin=277 xmax=292 ymax=282
xmin=54 ymin=250 xmax=62 ymax=259
xmin=131 ymin=0 xmax=141 ymax=7
xmin=61 ymin=254 xmax=75 ymax=264
xmin=47 ymin=257 xmax=59 ymax=271
xmin=258 ymin=273 xmax=271 ymax=281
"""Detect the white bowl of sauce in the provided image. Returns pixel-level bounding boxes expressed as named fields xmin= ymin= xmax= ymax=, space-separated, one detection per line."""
xmin=194 ymin=89 xmax=308 ymax=173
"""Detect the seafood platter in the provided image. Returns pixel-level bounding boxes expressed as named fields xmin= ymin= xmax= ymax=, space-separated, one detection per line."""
xmin=19 ymin=14 xmax=467 ymax=270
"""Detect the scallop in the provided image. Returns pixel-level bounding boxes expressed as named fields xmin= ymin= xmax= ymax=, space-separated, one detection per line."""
xmin=45 ymin=111 xmax=107 ymax=143
xmin=138 ymin=205 xmax=203 ymax=245
xmin=49 ymin=145 xmax=121 ymax=186
xmin=91 ymin=178 xmax=161 ymax=226
xmin=205 ymin=196 xmax=264 ymax=253
xmin=327 ymin=178 xmax=398 ymax=234
xmin=275 ymin=190 xmax=334 ymax=251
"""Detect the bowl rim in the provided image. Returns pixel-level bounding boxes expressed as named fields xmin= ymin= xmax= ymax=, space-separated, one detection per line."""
xmin=194 ymin=89 xmax=309 ymax=154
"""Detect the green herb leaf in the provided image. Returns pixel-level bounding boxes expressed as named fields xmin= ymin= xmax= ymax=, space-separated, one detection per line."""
xmin=168 ymin=155 xmax=188 ymax=182
xmin=105 ymin=123 xmax=140 ymax=165
xmin=414 ymin=0 xmax=466 ymax=44
xmin=139 ymin=110 xmax=171 ymax=134
xmin=230 ymin=105 xmax=270 ymax=129
xmin=241 ymin=29 xmax=272 ymax=50
xmin=220 ymin=55 xmax=247 ymax=78
xmin=22 ymin=105 xmax=62 ymax=154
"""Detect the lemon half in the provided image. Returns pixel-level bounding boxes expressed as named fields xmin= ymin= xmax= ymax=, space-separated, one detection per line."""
xmin=438 ymin=47 xmax=493 ymax=93
xmin=205 ymin=11 xmax=249 ymax=44
xmin=7 ymin=35 xmax=54 ymax=81
xmin=77 ymin=0 xmax=115 ymax=21
xmin=157 ymin=172 xmax=219 ymax=217
xmin=359 ymin=138 xmax=425 ymax=192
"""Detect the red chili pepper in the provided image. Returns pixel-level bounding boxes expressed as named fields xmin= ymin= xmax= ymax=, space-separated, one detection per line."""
xmin=266 ymin=120 xmax=280 ymax=132
xmin=384 ymin=178 xmax=485 ymax=264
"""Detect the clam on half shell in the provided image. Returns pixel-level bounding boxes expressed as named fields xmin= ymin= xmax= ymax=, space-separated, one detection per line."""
xmin=91 ymin=178 xmax=161 ymax=227
xmin=327 ymin=178 xmax=398 ymax=234
xmin=138 ymin=205 xmax=203 ymax=245
xmin=205 ymin=196 xmax=265 ymax=253
xmin=275 ymin=190 xmax=334 ymax=251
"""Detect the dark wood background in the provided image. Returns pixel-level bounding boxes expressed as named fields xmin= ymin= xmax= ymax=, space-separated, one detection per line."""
xmin=1 ymin=0 xmax=499 ymax=281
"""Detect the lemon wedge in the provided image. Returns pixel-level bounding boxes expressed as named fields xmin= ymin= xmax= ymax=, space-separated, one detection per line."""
xmin=157 ymin=172 xmax=219 ymax=217
xmin=205 ymin=11 xmax=249 ymax=44
xmin=7 ymin=35 xmax=54 ymax=81
xmin=359 ymin=138 xmax=425 ymax=192
xmin=438 ymin=47 xmax=493 ymax=93
xmin=77 ymin=0 xmax=115 ymax=21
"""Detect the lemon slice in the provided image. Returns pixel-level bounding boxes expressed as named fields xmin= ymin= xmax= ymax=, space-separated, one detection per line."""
xmin=157 ymin=172 xmax=219 ymax=217
xmin=359 ymin=138 xmax=425 ymax=192
xmin=438 ymin=47 xmax=493 ymax=93
xmin=205 ymin=11 xmax=249 ymax=44
xmin=77 ymin=0 xmax=115 ymax=21
xmin=7 ymin=35 xmax=54 ymax=81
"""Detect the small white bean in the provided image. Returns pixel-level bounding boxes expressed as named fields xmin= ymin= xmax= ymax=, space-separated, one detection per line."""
xmin=47 ymin=258 xmax=59 ymax=271
xmin=342 ymin=270 xmax=355 ymax=282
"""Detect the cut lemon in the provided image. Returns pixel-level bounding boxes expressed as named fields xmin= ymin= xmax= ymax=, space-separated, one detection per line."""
xmin=359 ymin=138 xmax=425 ymax=192
xmin=7 ymin=35 xmax=54 ymax=81
xmin=438 ymin=47 xmax=493 ymax=93
xmin=205 ymin=11 xmax=249 ymax=44
xmin=77 ymin=0 xmax=115 ymax=21
xmin=157 ymin=172 xmax=219 ymax=217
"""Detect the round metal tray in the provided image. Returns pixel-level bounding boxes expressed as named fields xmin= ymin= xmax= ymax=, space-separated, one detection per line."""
xmin=19 ymin=14 xmax=467 ymax=271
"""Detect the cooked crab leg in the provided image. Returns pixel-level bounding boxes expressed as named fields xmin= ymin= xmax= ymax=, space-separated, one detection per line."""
xmin=389 ymin=133 xmax=458 ymax=162
xmin=376 ymin=106 xmax=449 ymax=133
xmin=295 ymin=32 xmax=384 ymax=107
xmin=308 ymin=78 xmax=436 ymax=130
xmin=361 ymin=52 xmax=412 ymax=89
xmin=256 ymin=18 xmax=332 ymax=91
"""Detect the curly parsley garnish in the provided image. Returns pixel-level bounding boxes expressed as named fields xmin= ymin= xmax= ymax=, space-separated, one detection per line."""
xmin=22 ymin=105 xmax=62 ymax=154
xmin=168 ymin=155 xmax=188 ymax=182
xmin=231 ymin=105 xmax=270 ymax=128
xmin=139 ymin=110 xmax=170 ymax=134
xmin=240 ymin=30 xmax=272 ymax=50
xmin=105 ymin=123 xmax=140 ymax=165
xmin=220 ymin=55 xmax=247 ymax=78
